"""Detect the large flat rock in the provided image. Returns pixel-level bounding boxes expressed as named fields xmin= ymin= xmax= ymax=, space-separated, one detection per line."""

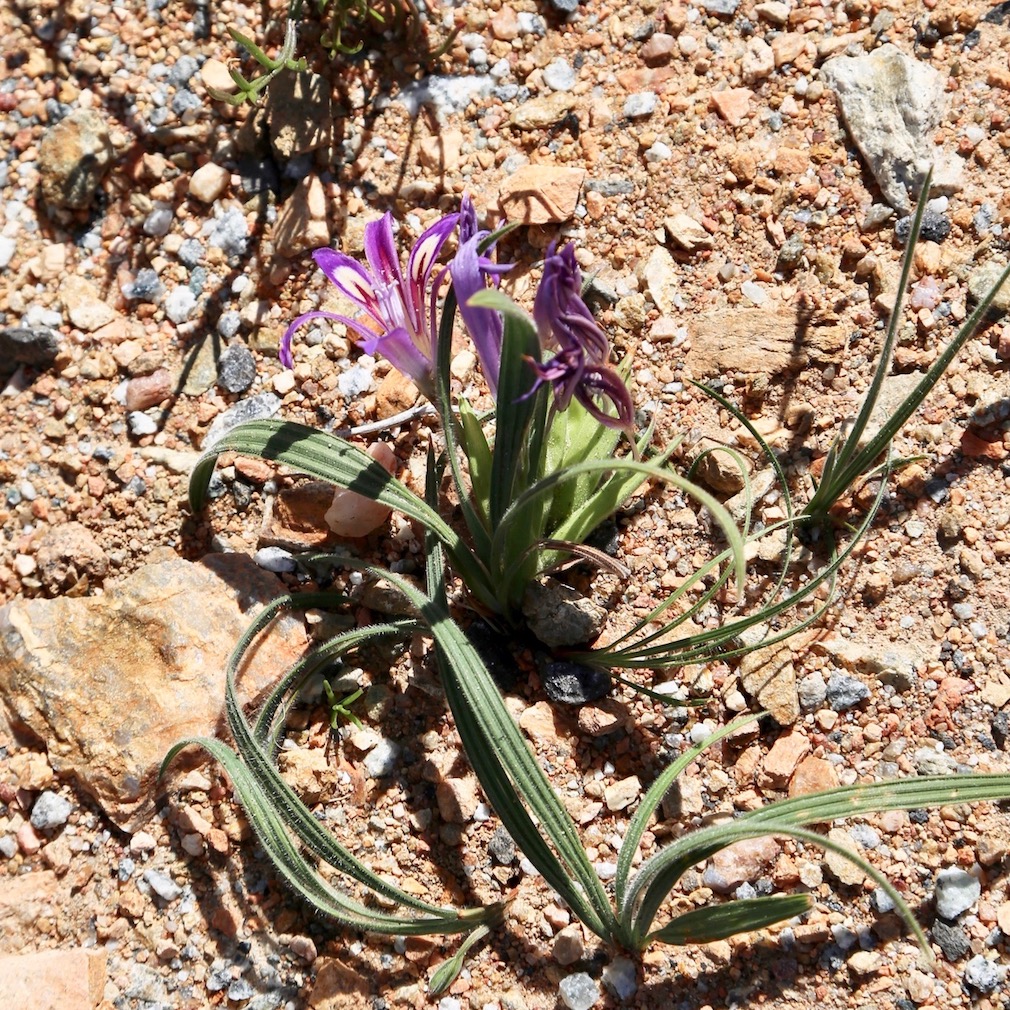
xmin=0 ymin=554 xmax=306 ymax=830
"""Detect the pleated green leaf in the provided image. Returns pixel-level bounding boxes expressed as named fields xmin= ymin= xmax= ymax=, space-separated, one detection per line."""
xmin=651 ymin=893 xmax=812 ymax=945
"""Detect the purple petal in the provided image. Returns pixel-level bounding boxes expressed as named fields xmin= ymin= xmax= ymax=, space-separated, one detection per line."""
xmin=575 ymin=365 xmax=635 ymax=431
xmin=451 ymin=235 xmax=503 ymax=395
xmin=459 ymin=193 xmax=480 ymax=244
xmin=363 ymin=213 xmax=405 ymax=291
xmin=406 ymin=212 xmax=459 ymax=337
xmin=358 ymin=325 xmax=434 ymax=394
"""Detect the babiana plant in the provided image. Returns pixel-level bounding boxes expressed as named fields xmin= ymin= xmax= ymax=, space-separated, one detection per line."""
xmin=191 ymin=197 xmax=745 ymax=634
xmin=166 ymin=184 xmax=1010 ymax=990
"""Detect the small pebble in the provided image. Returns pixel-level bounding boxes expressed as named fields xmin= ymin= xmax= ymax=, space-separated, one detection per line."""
xmin=143 ymin=868 xmax=183 ymax=901
xmin=165 ymin=286 xmax=197 ymax=324
xmin=217 ymin=342 xmax=257 ymax=394
xmin=623 ymin=92 xmax=658 ymax=118
xmin=559 ymin=972 xmax=600 ymax=1010
xmin=601 ymin=957 xmax=637 ymax=1000
xmin=363 ymin=738 xmax=401 ymax=778
xmin=963 ymin=955 xmax=1003 ymax=994
xmin=543 ymin=58 xmax=576 ymax=92
xmin=825 ymin=673 xmax=869 ymax=711
xmin=895 ymin=210 xmax=950 ymax=244
xmin=30 ymin=790 xmax=72 ymax=830
xmin=934 ymin=867 xmax=980 ymax=920
xmin=253 ymin=546 xmax=296 ymax=573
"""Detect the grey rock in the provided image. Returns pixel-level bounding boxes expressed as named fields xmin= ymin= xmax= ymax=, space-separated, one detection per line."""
xmin=967 ymin=261 xmax=1010 ymax=314
xmin=30 ymin=790 xmax=72 ymax=830
xmin=913 ymin=746 xmax=957 ymax=775
xmin=601 ymin=957 xmax=637 ymax=1000
xmin=363 ymin=738 xmax=401 ymax=778
xmin=821 ymin=44 xmax=961 ymax=211
xmin=124 ymin=268 xmax=164 ymax=303
xmin=548 ymin=0 xmax=579 ymax=12
xmin=168 ymin=54 xmax=200 ymax=87
xmin=623 ymin=92 xmax=658 ymax=118
xmin=165 ymin=286 xmax=197 ymax=324
xmin=253 ymin=547 xmax=296 ymax=573
xmin=540 ymin=661 xmax=612 ymax=706
xmin=204 ymin=207 xmax=249 ymax=258
xmin=227 ymin=978 xmax=257 ymax=1001
xmin=963 ymin=955 xmax=1004 ymax=994
xmin=144 ymin=868 xmax=183 ymax=901
xmin=934 ymin=867 xmax=980 ymax=920
xmin=489 ymin=826 xmax=516 ymax=865
xmin=932 ymin=919 xmax=970 ymax=961
xmin=825 ymin=673 xmax=869 ymax=711
xmin=38 ymin=109 xmax=114 ymax=210
xmin=217 ymin=341 xmax=257 ymax=393
xmin=178 ymin=238 xmax=204 ymax=267
xmin=869 ymin=887 xmax=895 ymax=914
xmin=203 ymin=392 xmax=281 ymax=449
xmin=543 ymin=58 xmax=577 ymax=92
xmin=700 ymin=0 xmax=739 ymax=12
xmin=559 ymin=972 xmax=600 ymax=1010
xmin=397 ymin=75 xmax=495 ymax=119
xmin=522 ymin=577 xmax=606 ymax=648
xmin=0 ymin=326 xmax=61 ymax=371
xmin=797 ymin=672 xmax=827 ymax=711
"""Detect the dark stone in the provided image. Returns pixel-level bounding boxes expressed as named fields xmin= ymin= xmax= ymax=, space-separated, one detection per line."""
xmin=0 ymin=327 xmax=61 ymax=371
xmin=548 ymin=0 xmax=579 ymax=11
xmin=538 ymin=659 xmax=612 ymax=706
xmin=932 ymin=919 xmax=970 ymax=961
xmin=217 ymin=342 xmax=257 ymax=394
xmin=488 ymin=826 xmax=516 ymax=865
xmin=465 ymin=621 xmax=518 ymax=693
xmin=895 ymin=210 xmax=951 ymax=244
xmin=992 ymin=712 xmax=1009 ymax=750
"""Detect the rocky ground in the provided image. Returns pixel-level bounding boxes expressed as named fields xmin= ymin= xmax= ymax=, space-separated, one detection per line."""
xmin=3 ymin=0 xmax=1010 ymax=1008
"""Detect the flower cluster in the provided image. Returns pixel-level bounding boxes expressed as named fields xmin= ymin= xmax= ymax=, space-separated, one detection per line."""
xmin=282 ymin=199 xmax=633 ymax=431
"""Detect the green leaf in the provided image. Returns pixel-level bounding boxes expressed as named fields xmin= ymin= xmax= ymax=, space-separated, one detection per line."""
xmin=367 ymin=566 xmax=618 ymax=944
xmin=468 ymin=287 xmax=536 ymax=321
xmin=428 ymin=924 xmax=493 ymax=996
xmin=187 ymin=418 xmax=499 ymax=614
xmin=491 ymin=457 xmax=745 ymax=610
xmin=627 ymin=774 xmax=1010 ymax=949
xmin=458 ymin=398 xmax=492 ymax=521
xmin=651 ymin=894 xmax=812 ymax=945
xmin=488 ymin=310 xmax=542 ymax=526
xmin=615 ymin=713 xmax=763 ymax=917
xmin=163 ymin=737 xmax=480 ymax=935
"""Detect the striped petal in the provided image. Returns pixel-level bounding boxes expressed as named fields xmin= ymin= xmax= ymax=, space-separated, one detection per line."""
xmin=313 ymin=248 xmax=380 ymax=320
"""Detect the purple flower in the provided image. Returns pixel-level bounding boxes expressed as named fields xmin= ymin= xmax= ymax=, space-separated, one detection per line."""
xmin=529 ymin=242 xmax=634 ymax=431
xmin=449 ymin=195 xmax=510 ymax=396
xmin=280 ymin=211 xmax=459 ymax=397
